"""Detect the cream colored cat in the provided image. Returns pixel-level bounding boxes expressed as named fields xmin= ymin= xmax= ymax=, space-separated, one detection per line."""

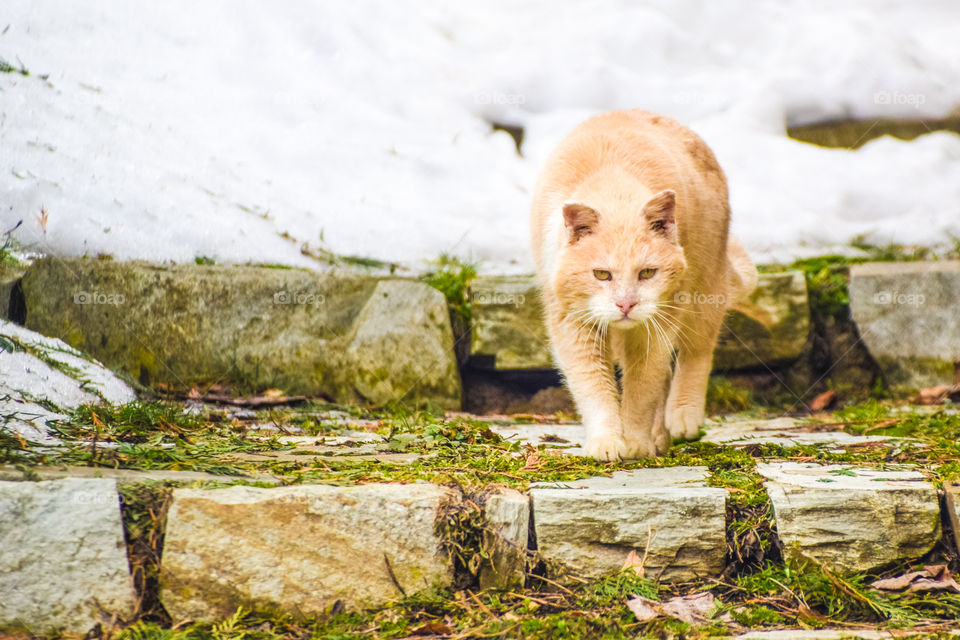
xmin=531 ymin=110 xmax=757 ymax=460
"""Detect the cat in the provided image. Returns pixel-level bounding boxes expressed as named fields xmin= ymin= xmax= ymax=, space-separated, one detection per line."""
xmin=530 ymin=109 xmax=757 ymax=460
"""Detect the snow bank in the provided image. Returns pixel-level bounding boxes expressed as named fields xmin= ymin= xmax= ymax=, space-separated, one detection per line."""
xmin=1 ymin=1 xmax=958 ymax=273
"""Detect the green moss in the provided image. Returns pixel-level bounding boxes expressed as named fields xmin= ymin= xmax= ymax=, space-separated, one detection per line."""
xmin=421 ymin=253 xmax=477 ymax=324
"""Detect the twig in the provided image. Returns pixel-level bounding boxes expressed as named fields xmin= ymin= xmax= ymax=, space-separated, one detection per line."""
xmin=384 ymin=553 xmax=407 ymax=598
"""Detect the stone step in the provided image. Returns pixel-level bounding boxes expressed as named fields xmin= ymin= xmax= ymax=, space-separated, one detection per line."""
xmin=849 ymin=260 xmax=960 ymax=391
xmin=469 ymin=271 xmax=810 ymax=371
xmin=757 ymin=462 xmax=940 ymax=574
xmin=530 ymin=468 xmax=727 ymax=582
xmin=19 ymin=258 xmax=461 ymax=408
xmin=0 ymin=452 xmax=953 ymax=631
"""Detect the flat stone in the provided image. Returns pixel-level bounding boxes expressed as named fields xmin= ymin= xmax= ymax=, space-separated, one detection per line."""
xmin=480 ymin=488 xmax=529 ymax=590
xmin=849 ymin=261 xmax=960 ymax=391
xmin=469 ymin=276 xmax=551 ymax=370
xmin=491 ymin=423 xmax=586 ymax=455
xmin=714 ymin=270 xmax=810 ymax=370
xmin=702 ymin=416 xmax=896 ymax=448
xmin=21 ymin=258 xmax=461 ymax=408
xmin=945 ymin=482 xmax=960 ymax=556
xmin=735 ymin=630 xmax=915 ymax=640
xmin=0 ymin=478 xmax=136 ymax=634
xmin=530 ymin=468 xmax=726 ymax=582
xmin=160 ymin=482 xmax=454 ymax=620
xmin=0 ymin=464 xmax=281 ymax=485
xmin=466 ymin=272 xmax=809 ymax=372
xmin=758 ymin=462 xmax=940 ymax=574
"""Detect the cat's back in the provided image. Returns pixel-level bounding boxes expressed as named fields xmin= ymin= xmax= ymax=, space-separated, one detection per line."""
xmin=530 ymin=109 xmax=729 ymax=273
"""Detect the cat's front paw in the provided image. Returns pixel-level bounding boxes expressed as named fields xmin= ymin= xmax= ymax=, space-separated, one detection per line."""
xmin=666 ymin=405 xmax=704 ymax=440
xmin=583 ymin=433 xmax=630 ymax=461
xmin=622 ymin=433 xmax=655 ymax=459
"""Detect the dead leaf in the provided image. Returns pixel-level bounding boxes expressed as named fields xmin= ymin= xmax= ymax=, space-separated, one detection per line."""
xmin=409 ymin=621 xmax=453 ymax=636
xmin=871 ymin=565 xmax=960 ymax=594
xmin=809 ymin=389 xmax=836 ymax=412
xmin=913 ymin=384 xmax=960 ymax=405
xmin=37 ymin=206 xmax=49 ymax=233
xmin=628 ymin=592 xmax=716 ymax=625
xmin=519 ymin=444 xmax=542 ymax=471
xmin=621 ymin=549 xmax=645 ymax=578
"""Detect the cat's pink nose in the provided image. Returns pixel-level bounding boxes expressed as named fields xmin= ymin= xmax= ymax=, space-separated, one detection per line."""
xmin=616 ymin=300 xmax=636 ymax=314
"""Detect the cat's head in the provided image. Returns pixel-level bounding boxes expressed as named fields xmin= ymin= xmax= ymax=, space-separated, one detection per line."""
xmin=554 ymin=188 xmax=687 ymax=328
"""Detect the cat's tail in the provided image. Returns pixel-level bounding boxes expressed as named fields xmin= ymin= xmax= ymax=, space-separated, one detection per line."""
xmin=725 ymin=235 xmax=758 ymax=304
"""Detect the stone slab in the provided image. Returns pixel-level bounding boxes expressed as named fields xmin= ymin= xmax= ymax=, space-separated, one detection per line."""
xmin=160 ymin=482 xmax=454 ymax=620
xmin=480 ymin=488 xmax=529 ymax=590
xmin=0 ymin=478 xmax=136 ymax=634
xmin=21 ymin=258 xmax=460 ymax=408
xmin=758 ymin=462 xmax=940 ymax=574
xmin=849 ymin=261 xmax=960 ymax=390
xmin=945 ymin=482 xmax=960 ymax=557
xmin=702 ymin=416 xmax=896 ymax=449
xmin=530 ymin=468 xmax=726 ymax=581
xmin=491 ymin=423 xmax=587 ymax=455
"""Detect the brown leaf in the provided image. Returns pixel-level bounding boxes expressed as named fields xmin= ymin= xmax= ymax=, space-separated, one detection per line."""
xmin=871 ymin=565 xmax=960 ymax=594
xmin=912 ymin=384 xmax=960 ymax=405
xmin=628 ymin=592 xmax=716 ymax=625
xmin=809 ymin=390 xmax=836 ymax=412
xmin=626 ymin=596 xmax=659 ymax=622
xmin=621 ymin=549 xmax=645 ymax=578
xmin=409 ymin=621 xmax=453 ymax=636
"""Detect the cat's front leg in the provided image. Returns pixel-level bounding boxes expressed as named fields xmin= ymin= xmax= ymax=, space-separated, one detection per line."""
xmin=617 ymin=328 xmax=673 ymax=457
xmin=550 ymin=318 xmax=626 ymax=461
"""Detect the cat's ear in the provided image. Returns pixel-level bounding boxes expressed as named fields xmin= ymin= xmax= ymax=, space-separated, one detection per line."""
xmin=642 ymin=190 xmax=677 ymax=242
xmin=563 ymin=203 xmax=599 ymax=243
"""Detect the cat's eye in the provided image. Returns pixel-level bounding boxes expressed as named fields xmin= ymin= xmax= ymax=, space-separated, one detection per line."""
xmin=593 ymin=269 xmax=612 ymax=281
xmin=638 ymin=268 xmax=658 ymax=280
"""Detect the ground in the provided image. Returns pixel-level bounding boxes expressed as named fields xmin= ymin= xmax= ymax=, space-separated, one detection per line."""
xmin=3 ymin=395 xmax=960 ymax=639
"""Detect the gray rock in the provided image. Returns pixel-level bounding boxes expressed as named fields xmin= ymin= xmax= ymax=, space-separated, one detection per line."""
xmin=0 ymin=478 xmax=136 ymax=634
xmin=758 ymin=462 xmax=940 ymax=574
xmin=702 ymin=416 xmax=897 ymax=449
xmin=849 ymin=261 xmax=960 ymax=391
xmin=735 ymin=630 xmax=911 ymax=640
xmin=160 ymin=483 xmax=454 ymax=620
xmin=467 ymin=272 xmax=809 ymax=372
xmin=491 ymin=423 xmax=587 ymax=455
xmin=470 ymin=277 xmax=551 ymax=370
xmin=945 ymin=482 xmax=960 ymax=556
xmin=21 ymin=258 xmax=460 ymax=408
xmin=530 ymin=468 xmax=727 ymax=582
xmin=346 ymin=280 xmax=461 ymax=408
xmin=480 ymin=488 xmax=529 ymax=590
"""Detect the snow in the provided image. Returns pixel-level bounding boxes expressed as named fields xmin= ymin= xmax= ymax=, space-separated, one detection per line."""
xmin=1 ymin=1 xmax=959 ymax=274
